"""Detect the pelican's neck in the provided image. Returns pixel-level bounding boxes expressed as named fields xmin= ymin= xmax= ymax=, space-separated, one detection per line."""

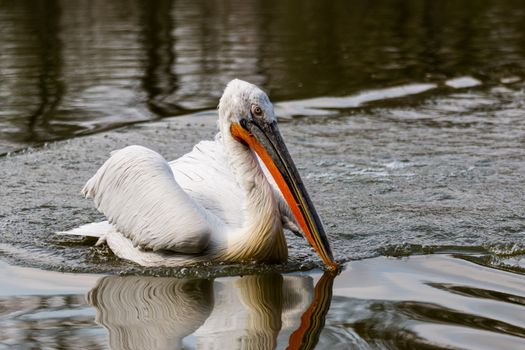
xmin=220 ymin=131 xmax=288 ymax=263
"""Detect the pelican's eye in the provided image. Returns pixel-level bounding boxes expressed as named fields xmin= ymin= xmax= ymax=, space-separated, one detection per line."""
xmin=251 ymin=105 xmax=263 ymax=117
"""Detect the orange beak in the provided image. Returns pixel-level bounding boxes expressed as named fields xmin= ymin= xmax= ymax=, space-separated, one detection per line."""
xmin=231 ymin=119 xmax=338 ymax=271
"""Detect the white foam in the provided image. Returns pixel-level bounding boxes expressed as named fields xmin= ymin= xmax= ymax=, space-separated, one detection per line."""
xmin=445 ymin=76 xmax=482 ymax=89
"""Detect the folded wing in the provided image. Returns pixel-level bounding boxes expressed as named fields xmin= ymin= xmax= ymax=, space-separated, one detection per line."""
xmin=170 ymin=138 xmax=246 ymax=229
xmin=82 ymin=145 xmax=211 ymax=253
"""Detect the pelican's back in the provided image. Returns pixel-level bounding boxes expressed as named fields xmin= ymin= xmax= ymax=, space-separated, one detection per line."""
xmin=170 ymin=138 xmax=246 ymax=229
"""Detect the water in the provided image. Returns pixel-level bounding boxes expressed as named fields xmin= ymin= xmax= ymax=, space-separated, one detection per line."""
xmin=2 ymin=255 xmax=524 ymax=350
xmin=2 ymin=0 xmax=525 ymax=155
xmin=1 ymin=0 xmax=525 ymax=349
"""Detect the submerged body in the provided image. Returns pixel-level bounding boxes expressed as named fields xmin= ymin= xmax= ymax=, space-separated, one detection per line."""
xmin=66 ymin=80 xmax=336 ymax=269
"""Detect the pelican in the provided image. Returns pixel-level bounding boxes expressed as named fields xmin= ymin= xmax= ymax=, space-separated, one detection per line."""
xmin=63 ymin=79 xmax=337 ymax=270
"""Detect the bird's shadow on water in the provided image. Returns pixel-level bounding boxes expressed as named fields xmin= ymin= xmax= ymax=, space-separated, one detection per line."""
xmin=87 ymin=270 xmax=336 ymax=350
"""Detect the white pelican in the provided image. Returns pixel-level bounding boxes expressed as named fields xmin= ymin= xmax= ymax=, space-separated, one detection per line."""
xmin=64 ymin=79 xmax=337 ymax=270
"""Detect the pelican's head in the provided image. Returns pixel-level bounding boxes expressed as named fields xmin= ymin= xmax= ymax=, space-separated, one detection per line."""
xmin=219 ymin=79 xmax=338 ymax=271
xmin=218 ymin=79 xmax=276 ymax=129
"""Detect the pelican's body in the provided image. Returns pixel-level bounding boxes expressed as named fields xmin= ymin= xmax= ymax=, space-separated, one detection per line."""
xmin=64 ymin=80 xmax=336 ymax=269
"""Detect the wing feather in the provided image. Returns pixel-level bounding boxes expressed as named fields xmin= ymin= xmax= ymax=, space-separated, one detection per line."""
xmin=82 ymin=145 xmax=211 ymax=253
xmin=170 ymin=138 xmax=246 ymax=229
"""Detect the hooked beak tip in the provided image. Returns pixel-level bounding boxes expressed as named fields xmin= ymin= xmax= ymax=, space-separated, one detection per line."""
xmin=326 ymin=261 xmax=339 ymax=272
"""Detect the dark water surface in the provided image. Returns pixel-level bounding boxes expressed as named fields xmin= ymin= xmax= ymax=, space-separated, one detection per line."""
xmin=1 ymin=0 xmax=525 ymax=154
xmin=1 ymin=0 xmax=525 ymax=349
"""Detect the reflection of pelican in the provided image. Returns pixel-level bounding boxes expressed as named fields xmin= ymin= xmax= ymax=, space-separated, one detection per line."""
xmin=87 ymin=272 xmax=335 ymax=350
xmin=64 ymin=80 xmax=336 ymax=269
xmin=287 ymin=272 xmax=335 ymax=350
xmin=87 ymin=277 xmax=214 ymax=350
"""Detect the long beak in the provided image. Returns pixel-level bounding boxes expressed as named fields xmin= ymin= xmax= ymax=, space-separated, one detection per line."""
xmin=231 ymin=119 xmax=338 ymax=271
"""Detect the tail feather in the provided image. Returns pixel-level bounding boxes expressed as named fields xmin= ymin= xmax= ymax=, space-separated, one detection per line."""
xmin=57 ymin=221 xmax=114 ymax=245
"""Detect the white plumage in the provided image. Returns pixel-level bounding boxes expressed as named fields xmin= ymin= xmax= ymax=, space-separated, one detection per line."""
xmin=63 ymin=79 xmax=310 ymax=267
xmin=82 ymin=145 xmax=214 ymax=253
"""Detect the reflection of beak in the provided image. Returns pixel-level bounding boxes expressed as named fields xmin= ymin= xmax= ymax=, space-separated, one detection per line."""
xmin=231 ymin=119 xmax=338 ymax=270
xmin=287 ymin=270 xmax=336 ymax=350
